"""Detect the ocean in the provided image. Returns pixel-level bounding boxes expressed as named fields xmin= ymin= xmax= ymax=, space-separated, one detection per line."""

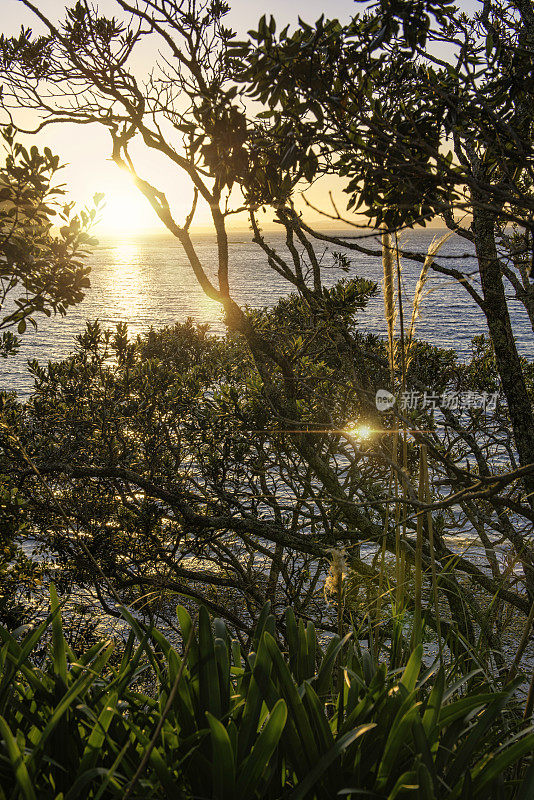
xmin=2 ymin=229 xmax=532 ymax=396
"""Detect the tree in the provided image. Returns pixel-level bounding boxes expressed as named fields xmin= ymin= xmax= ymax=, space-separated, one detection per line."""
xmin=3 ymin=297 xmax=531 ymax=670
xmin=0 ymin=127 xmax=98 ymax=358
xmin=233 ymin=0 xmax=534 ymax=499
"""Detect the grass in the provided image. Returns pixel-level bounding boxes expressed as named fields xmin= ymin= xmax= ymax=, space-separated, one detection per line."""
xmin=1 ymin=589 xmax=534 ymax=798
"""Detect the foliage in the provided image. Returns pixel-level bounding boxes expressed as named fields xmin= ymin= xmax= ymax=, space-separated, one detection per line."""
xmin=1 ymin=289 xmax=530 ymax=677
xmin=0 ymin=478 xmax=35 ymax=629
xmin=0 ymin=127 xmax=99 ymax=358
xmin=233 ymin=0 xmax=534 ymax=498
xmin=0 ymin=0 xmax=530 ymax=516
xmin=0 ymin=127 xmax=100 ymax=630
xmin=234 ymin=2 xmax=534 ymax=229
xmin=1 ymin=591 xmax=534 ymax=799
xmin=0 ymin=0 xmax=532 ymax=716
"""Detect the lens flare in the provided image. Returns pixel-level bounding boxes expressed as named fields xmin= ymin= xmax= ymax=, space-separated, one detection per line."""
xmin=345 ymin=423 xmax=373 ymax=439
xmin=355 ymin=424 xmax=372 ymax=439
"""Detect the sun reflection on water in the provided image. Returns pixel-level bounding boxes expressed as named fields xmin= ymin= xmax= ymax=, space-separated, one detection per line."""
xmin=100 ymin=238 xmax=231 ymax=334
xmin=106 ymin=241 xmax=146 ymax=322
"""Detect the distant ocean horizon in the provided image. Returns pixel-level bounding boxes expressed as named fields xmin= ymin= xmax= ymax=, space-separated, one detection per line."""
xmin=2 ymin=229 xmax=532 ymax=397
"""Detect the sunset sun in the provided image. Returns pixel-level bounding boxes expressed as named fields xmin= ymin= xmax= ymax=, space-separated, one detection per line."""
xmin=99 ymin=174 xmax=155 ymax=234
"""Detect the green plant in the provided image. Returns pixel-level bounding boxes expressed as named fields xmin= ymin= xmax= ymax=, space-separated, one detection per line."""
xmin=0 ymin=128 xmax=99 ymax=358
xmin=1 ymin=591 xmax=534 ymax=799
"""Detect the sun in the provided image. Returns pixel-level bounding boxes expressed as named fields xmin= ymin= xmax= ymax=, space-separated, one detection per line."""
xmin=97 ymin=173 xmax=158 ymax=234
xmin=100 ymin=189 xmax=153 ymax=233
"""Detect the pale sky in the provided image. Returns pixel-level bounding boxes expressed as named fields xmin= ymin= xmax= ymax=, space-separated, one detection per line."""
xmin=1 ymin=0 xmax=480 ymax=235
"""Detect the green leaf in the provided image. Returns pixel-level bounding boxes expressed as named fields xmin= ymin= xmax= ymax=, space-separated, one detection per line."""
xmin=237 ymin=699 xmax=287 ymax=796
xmin=26 ymin=642 xmax=115 ymax=770
xmin=297 ymin=619 xmax=308 ymax=682
xmin=0 ymin=716 xmax=36 ymax=800
xmin=119 ymin=605 xmax=163 ymax=680
xmin=315 ymin=633 xmax=350 ymax=697
xmin=176 ymin=605 xmax=199 ymax=673
xmin=400 ymin=644 xmax=422 ymax=692
xmin=445 ymin=688 xmax=515 ymax=789
xmin=438 ymin=693 xmax=501 ymax=729
xmin=285 ymin=606 xmax=299 ymax=675
xmin=386 ymin=770 xmax=419 ymax=799
xmin=411 ymin=717 xmax=437 ymax=789
xmin=167 ymin=647 xmax=196 ymax=736
xmin=416 ymin=762 xmax=437 ymax=799
xmin=375 ymin=703 xmax=422 ymax=791
xmin=215 ymin=637 xmax=231 ymax=716
xmin=206 ymin=712 xmax=236 ymax=800
xmin=305 ymin=621 xmax=316 ymax=678
xmin=264 ymin=632 xmax=320 ymax=773
xmin=50 ymin=583 xmax=67 ymax=683
xmin=76 ymin=691 xmax=118 ymax=776
xmin=238 ymin=628 xmax=273 ymax=761
xmin=252 ymin=602 xmax=273 ymax=653
xmin=289 ymin=724 xmax=376 ymax=800
xmin=422 ymin=668 xmax=444 ymax=737
xmin=231 ymin=639 xmax=241 ymax=668
xmin=303 ymin=683 xmax=335 ymax=753
xmin=199 ymin=606 xmax=222 ymax=719
xmin=469 ymin=732 xmax=534 ymax=797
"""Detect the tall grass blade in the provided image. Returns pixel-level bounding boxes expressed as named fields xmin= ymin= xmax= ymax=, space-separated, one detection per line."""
xmin=289 ymin=724 xmax=376 ymax=800
xmin=50 ymin=582 xmax=67 ymax=683
xmin=206 ymin=712 xmax=236 ymax=800
xmin=405 ymin=232 xmax=452 ymax=370
xmin=236 ymin=699 xmax=287 ymax=796
xmin=0 ymin=716 xmax=37 ymax=800
xmin=381 ymin=225 xmax=396 ymax=383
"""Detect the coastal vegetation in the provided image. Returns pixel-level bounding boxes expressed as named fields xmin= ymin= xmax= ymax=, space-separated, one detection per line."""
xmin=0 ymin=0 xmax=533 ymax=796
xmin=3 ymin=591 xmax=534 ymax=798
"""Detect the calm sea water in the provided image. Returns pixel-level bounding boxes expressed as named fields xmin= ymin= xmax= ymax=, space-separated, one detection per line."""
xmin=2 ymin=229 xmax=532 ymax=396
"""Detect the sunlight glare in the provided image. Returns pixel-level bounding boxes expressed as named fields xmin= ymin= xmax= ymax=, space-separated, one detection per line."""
xmin=345 ymin=422 xmax=373 ymax=440
xmin=99 ymin=173 xmax=154 ymax=234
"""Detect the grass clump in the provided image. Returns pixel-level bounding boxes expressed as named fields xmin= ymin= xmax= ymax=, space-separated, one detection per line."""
xmin=0 ymin=589 xmax=534 ymax=798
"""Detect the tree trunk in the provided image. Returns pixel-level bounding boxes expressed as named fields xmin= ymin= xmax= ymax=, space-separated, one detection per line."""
xmin=472 ymin=207 xmax=534 ymax=502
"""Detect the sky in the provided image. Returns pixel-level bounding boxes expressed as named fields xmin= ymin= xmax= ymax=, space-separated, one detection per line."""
xmin=1 ymin=0 xmax=480 ymax=235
